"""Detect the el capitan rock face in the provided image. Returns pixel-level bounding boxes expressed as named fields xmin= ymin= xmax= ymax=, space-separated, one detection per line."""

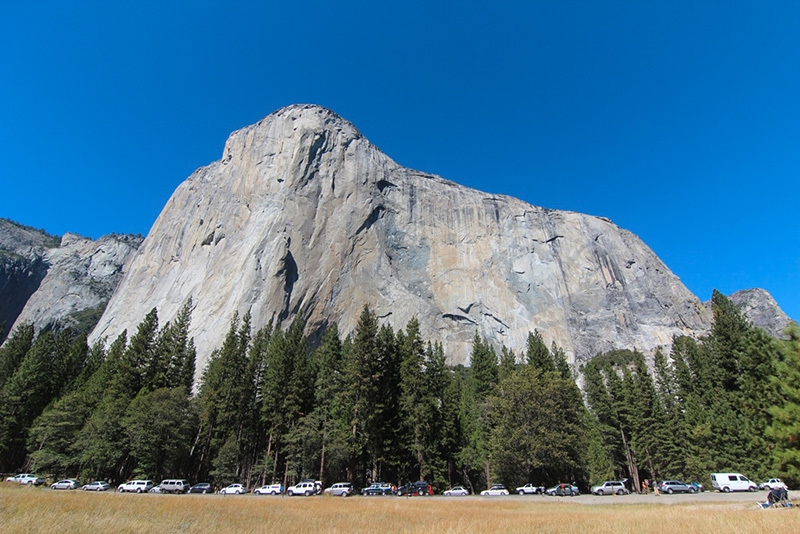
xmin=90 ymin=104 xmax=712 ymax=373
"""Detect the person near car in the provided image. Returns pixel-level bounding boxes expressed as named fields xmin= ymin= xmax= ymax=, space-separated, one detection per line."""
xmin=652 ymin=479 xmax=659 ymax=496
xmin=642 ymin=479 xmax=648 ymax=495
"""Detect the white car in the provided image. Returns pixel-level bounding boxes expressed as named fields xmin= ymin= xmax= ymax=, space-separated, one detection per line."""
xmin=51 ymin=479 xmax=80 ymax=490
xmin=287 ymin=481 xmax=318 ymax=496
xmin=481 ymin=484 xmax=509 ymax=496
xmin=118 ymin=480 xmax=154 ymax=493
xmin=254 ymin=483 xmax=284 ymax=495
xmin=219 ymin=484 xmax=246 ymax=494
xmin=759 ymin=478 xmax=788 ymax=491
xmin=443 ymin=486 xmax=470 ymax=496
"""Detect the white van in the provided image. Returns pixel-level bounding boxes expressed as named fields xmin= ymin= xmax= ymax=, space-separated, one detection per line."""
xmin=710 ymin=473 xmax=757 ymax=492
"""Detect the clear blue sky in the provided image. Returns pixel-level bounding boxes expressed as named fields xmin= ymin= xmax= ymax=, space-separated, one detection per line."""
xmin=1 ymin=1 xmax=798 ymax=320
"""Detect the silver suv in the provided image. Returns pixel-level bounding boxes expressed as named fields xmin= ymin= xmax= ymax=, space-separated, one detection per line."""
xmin=591 ymin=481 xmax=629 ymax=495
xmin=324 ymin=482 xmax=354 ymax=497
xmin=159 ymin=479 xmax=190 ymax=494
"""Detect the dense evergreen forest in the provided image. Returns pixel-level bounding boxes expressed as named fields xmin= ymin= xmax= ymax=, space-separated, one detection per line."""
xmin=1 ymin=291 xmax=799 ymax=493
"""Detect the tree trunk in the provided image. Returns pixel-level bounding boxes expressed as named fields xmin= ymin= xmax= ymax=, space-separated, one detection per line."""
xmin=620 ymin=426 xmax=640 ymax=492
xmin=319 ymin=441 xmax=326 ymax=486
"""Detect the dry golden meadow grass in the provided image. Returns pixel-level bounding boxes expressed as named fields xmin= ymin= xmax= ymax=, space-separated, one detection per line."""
xmin=1 ymin=484 xmax=797 ymax=533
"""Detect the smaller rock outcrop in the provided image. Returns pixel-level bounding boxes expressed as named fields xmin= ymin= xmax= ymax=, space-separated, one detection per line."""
xmin=728 ymin=288 xmax=793 ymax=339
xmin=0 ymin=219 xmax=142 ymax=341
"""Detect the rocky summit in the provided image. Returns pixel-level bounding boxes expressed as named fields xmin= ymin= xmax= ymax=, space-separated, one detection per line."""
xmin=0 ymin=219 xmax=141 ymax=339
xmin=88 ymin=104 xmax=724 ymax=374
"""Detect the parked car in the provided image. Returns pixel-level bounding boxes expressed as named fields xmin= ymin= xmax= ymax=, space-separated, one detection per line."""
xmin=118 ymin=480 xmax=154 ymax=493
xmin=546 ymin=483 xmax=579 ymax=496
xmin=287 ymin=481 xmax=318 ymax=496
xmin=443 ymin=486 xmax=470 ymax=496
xmin=658 ymin=480 xmax=696 ymax=494
xmin=158 ymin=479 xmax=191 ymax=494
xmin=481 ymin=484 xmax=509 ymax=496
xmin=188 ymin=483 xmax=212 ymax=494
xmin=516 ymin=483 xmax=541 ymax=495
xmin=219 ymin=484 xmax=246 ymax=495
xmin=323 ymin=482 xmax=353 ymax=497
xmin=591 ymin=481 xmax=629 ymax=495
xmin=7 ymin=474 xmax=45 ymax=486
xmin=81 ymin=481 xmax=110 ymax=491
xmin=5 ymin=474 xmax=32 ymax=483
xmin=254 ymin=483 xmax=285 ymax=495
xmin=50 ymin=479 xmax=80 ymax=490
xmin=361 ymin=482 xmax=394 ymax=496
xmin=689 ymin=481 xmax=705 ymax=492
xmin=396 ymin=481 xmax=433 ymax=496
xmin=710 ymin=473 xmax=757 ymax=492
xmin=759 ymin=478 xmax=788 ymax=491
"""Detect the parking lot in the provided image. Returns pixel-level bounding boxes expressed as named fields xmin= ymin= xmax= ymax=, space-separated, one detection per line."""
xmin=437 ymin=489 xmax=792 ymax=506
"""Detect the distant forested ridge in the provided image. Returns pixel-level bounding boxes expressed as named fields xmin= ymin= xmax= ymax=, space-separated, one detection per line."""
xmin=1 ymin=291 xmax=798 ymax=492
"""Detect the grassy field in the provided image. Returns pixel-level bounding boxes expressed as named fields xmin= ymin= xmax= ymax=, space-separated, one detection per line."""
xmin=1 ymin=484 xmax=797 ymax=533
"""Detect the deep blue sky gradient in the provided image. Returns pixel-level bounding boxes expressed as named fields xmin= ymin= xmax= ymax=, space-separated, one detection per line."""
xmin=1 ymin=1 xmax=798 ymax=319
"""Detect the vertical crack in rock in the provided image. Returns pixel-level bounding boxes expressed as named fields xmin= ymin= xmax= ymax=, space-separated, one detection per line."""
xmin=277 ymin=249 xmax=299 ymax=323
xmin=302 ymin=131 xmax=328 ymax=182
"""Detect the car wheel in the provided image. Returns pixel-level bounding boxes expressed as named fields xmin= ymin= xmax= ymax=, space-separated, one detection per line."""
xmin=305 ymin=490 xmax=312 ymax=496
xmin=597 ymin=490 xmax=604 ymax=496
xmin=136 ymin=488 xmax=142 ymax=493
xmin=667 ymin=488 xmax=673 ymax=494
xmin=617 ymin=489 xmax=624 ymax=495
xmin=518 ymin=490 xmax=525 ymax=495
xmin=748 ymin=486 xmax=756 ymax=492
xmin=688 ymin=487 xmax=695 ymax=494
xmin=722 ymin=487 xmax=730 ymax=493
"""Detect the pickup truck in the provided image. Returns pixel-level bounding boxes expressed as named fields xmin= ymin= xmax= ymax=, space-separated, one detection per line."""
xmin=6 ymin=474 xmax=45 ymax=486
xmin=515 ymin=483 xmax=541 ymax=495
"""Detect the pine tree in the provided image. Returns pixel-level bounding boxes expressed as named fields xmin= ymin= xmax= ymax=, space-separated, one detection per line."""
xmin=123 ymin=387 xmax=196 ymax=481
xmin=767 ymin=324 xmax=800 ymax=486
xmin=0 ymin=330 xmax=68 ymax=471
xmin=0 ymin=323 xmax=34 ymax=390
xmin=340 ymin=305 xmax=381 ymax=486
xmin=525 ymin=330 xmax=554 ymax=373
xmin=498 ymin=346 xmax=516 ymax=382
xmin=487 ymin=365 xmax=588 ymax=489
xmin=399 ymin=317 xmax=430 ymax=482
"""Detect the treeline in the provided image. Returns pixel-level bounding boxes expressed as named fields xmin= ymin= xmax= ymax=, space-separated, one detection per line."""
xmin=583 ymin=290 xmax=800 ymax=488
xmin=1 ymin=291 xmax=799 ymax=491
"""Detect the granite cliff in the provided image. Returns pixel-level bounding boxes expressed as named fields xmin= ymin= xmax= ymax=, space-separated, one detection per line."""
xmin=0 ymin=219 xmax=142 ymax=340
xmin=89 ymin=105 xmax=719 ymax=372
xmin=728 ymin=288 xmax=793 ymax=339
